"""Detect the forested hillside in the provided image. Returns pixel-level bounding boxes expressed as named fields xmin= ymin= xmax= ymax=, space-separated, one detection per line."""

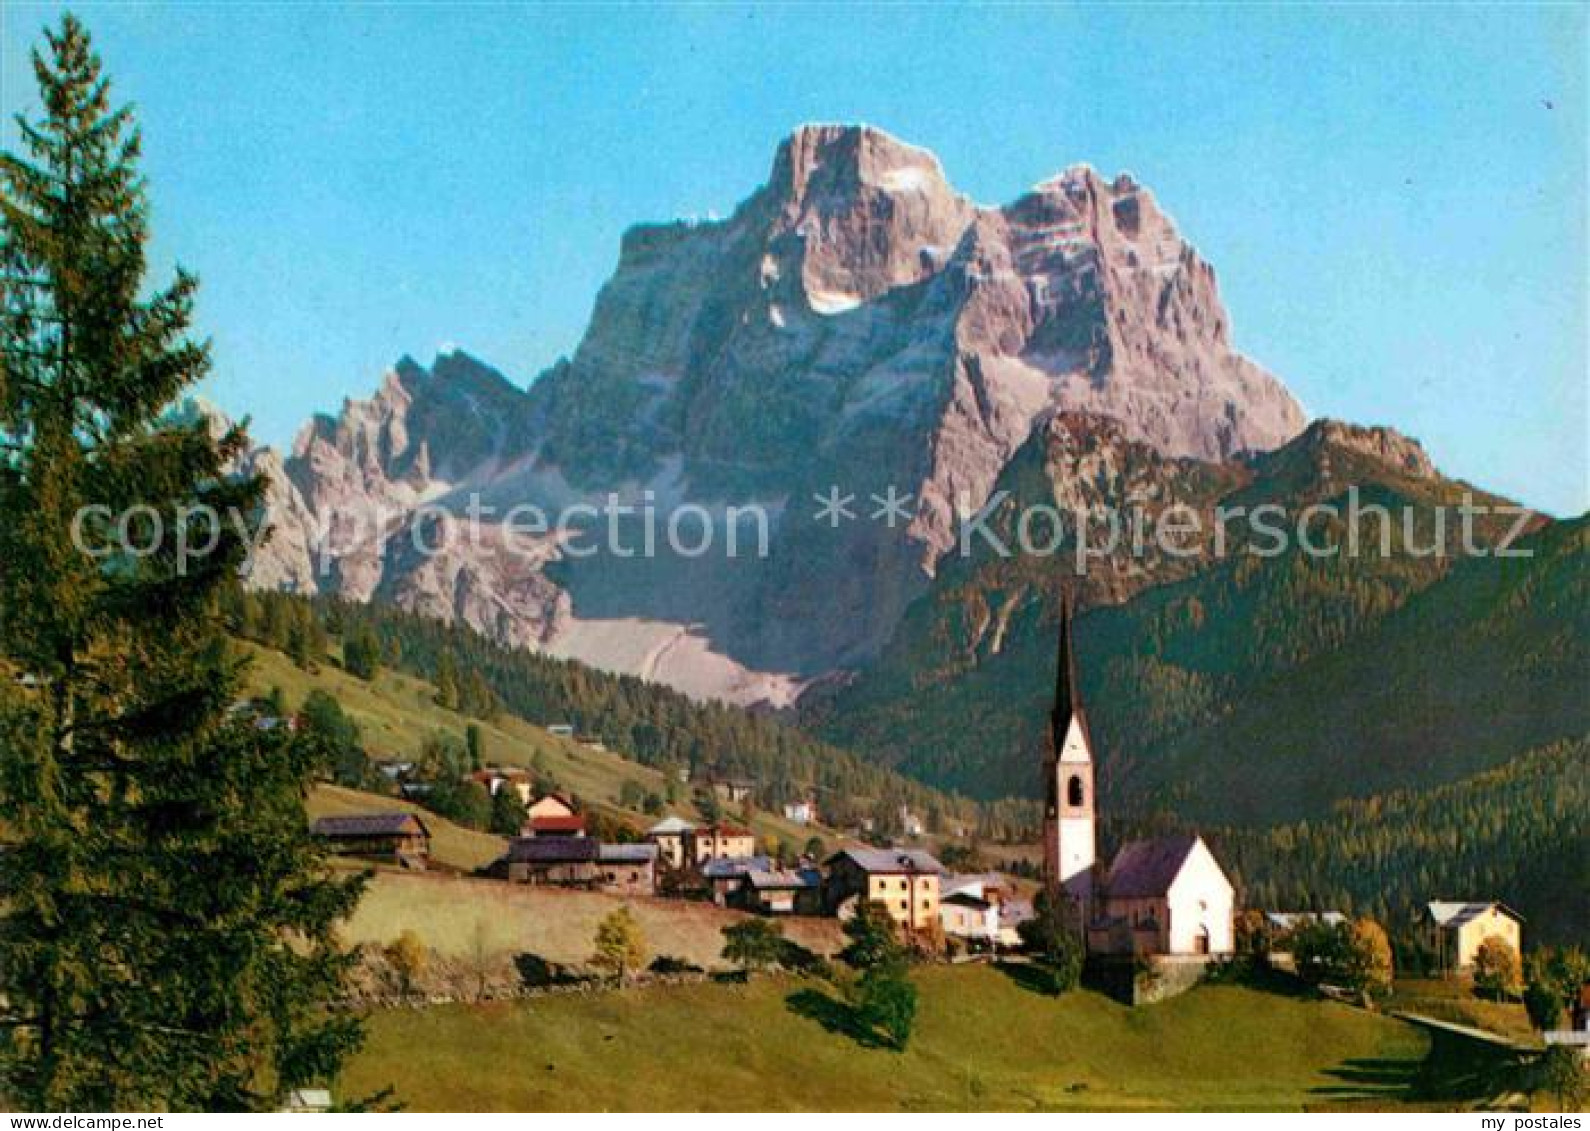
xmin=808 ymin=420 xmax=1578 ymax=819
xmin=1137 ymin=514 xmax=1588 ymax=823
xmin=1215 ymin=737 xmax=1589 ymax=947
xmin=223 ymin=590 xmax=993 ymax=834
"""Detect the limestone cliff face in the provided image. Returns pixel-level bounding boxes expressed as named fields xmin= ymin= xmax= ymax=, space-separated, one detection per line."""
xmin=250 ymin=125 xmax=1307 ymax=704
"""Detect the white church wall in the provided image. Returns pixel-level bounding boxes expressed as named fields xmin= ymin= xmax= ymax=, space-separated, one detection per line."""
xmin=1166 ymin=839 xmax=1236 ymax=955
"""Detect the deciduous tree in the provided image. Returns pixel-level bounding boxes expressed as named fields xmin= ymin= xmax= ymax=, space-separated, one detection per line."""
xmin=721 ymin=918 xmax=785 ymax=976
xmin=591 ymin=906 xmax=647 ymax=984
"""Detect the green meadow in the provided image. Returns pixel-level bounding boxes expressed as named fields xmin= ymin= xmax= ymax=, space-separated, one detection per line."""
xmin=343 ymin=966 xmax=1519 ymax=1112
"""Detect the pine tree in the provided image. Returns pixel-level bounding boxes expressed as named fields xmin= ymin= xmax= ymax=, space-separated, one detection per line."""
xmin=0 ymin=16 xmax=364 ymax=1110
xmin=434 ymin=651 xmax=459 ymax=711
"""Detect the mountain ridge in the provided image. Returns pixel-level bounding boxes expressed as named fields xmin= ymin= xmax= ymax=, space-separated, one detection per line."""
xmin=244 ymin=124 xmax=1307 ymax=707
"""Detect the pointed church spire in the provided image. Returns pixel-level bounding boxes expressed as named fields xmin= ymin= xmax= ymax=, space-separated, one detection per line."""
xmin=1052 ymin=588 xmax=1079 ymax=736
xmin=1042 ymin=584 xmax=1097 ymax=902
xmin=1049 ymin=586 xmax=1090 ymax=758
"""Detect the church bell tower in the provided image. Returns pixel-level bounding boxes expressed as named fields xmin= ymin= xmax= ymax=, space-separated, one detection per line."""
xmin=1042 ymin=592 xmax=1096 ymax=907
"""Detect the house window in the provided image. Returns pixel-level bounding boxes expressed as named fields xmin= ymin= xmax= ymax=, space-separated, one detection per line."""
xmin=1067 ymin=775 xmax=1084 ymax=807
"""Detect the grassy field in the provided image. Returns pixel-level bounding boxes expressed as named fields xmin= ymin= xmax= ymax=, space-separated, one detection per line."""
xmin=245 ymin=642 xmax=837 ymax=852
xmin=1386 ymin=978 xmax=1540 ymax=1047
xmin=340 ymin=966 xmax=1519 ymax=1112
xmin=342 ymin=870 xmax=843 ymax=969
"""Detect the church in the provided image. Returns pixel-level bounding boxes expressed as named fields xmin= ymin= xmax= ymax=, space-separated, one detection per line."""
xmin=1042 ymin=597 xmax=1236 ymax=959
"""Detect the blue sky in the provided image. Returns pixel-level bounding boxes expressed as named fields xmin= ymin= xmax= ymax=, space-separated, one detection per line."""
xmin=3 ymin=3 xmax=1586 ymax=513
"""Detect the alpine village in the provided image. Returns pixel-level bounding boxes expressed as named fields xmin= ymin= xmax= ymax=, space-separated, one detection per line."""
xmin=2 ymin=11 xmax=1587 ymax=1116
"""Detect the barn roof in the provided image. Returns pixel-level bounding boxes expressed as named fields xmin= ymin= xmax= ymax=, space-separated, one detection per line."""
xmin=1104 ymin=834 xmax=1200 ymax=898
xmin=598 ymin=843 xmax=658 ymax=864
xmin=505 ymin=836 xmax=599 ymax=864
xmin=311 ymin=813 xmax=429 ymax=839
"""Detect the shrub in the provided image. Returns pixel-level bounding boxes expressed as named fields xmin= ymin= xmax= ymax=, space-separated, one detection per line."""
xmin=1473 ymin=936 xmax=1523 ymax=1000
xmin=648 ymin=955 xmax=703 ymax=976
xmin=385 ymin=930 xmax=429 ymax=998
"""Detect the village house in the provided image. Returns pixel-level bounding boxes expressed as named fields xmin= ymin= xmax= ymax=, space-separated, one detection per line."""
xmin=523 ymin=793 xmax=586 ymax=837
xmin=1425 ymin=901 xmax=1524 ymax=973
xmin=939 ymin=873 xmax=1022 ymax=947
xmin=823 ymin=847 xmax=943 ymax=935
xmin=467 ymin=767 xmax=533 ymax=805
xmin=940 ymin=889 xmax=998 ymax=944
xmin=645 ymin=815 xmax=696 ymax=869
xmin=739 ymin=868 xmax=822 ymax=915
xmin=492 ymin=835 xmax=599 ymax=886
xmin=311 ymin=812 xmax=430 ymax=868
xmin=688 ymin=821 xmax=757 ymax=864
xmin=597 ymin=843 xmax=658 ymax=895
xmin=375 ymin=760 xmax=414 ymax=783
xmin=1088 ymin=834 xmax=1236 ymax=957
xmin=706 ymin=777 xmax=755 ymax=805
xmin=782 ymin=799 xmax=817 ymax=825
xmin=702 ymin=855 xmax=771 ymax=906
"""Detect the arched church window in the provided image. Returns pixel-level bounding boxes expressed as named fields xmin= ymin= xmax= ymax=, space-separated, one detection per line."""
xmin=1067 ymin=775 xmax=1084 ymax=807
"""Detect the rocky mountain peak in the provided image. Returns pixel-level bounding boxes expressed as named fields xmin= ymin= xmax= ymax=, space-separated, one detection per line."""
xmin=763 ymin=124 xmax=976 ymax=313
xmin=1292 ymin=419 xmax=1437 ymax=481
xmin=771 ymin=124 xmax=953 ymax=203
xmin=252 ymin=126 xmax=1313 ymax=705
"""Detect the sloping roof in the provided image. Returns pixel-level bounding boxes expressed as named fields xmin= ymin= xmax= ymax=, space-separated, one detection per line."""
xmin=744 ymin=868 xmax=820 ymax=891
xmin=527 ymin=793 xmax=578 ymax=816
xmin=505 ymin=836 xmax=599 ymax=864
xmin=702 ymin=855 xmax=771 ymax=880
xmin=598 ymin=843 xmax=658 ymax=864
xmin=1266 ymin=911 xmax=1348 ymax=930
xmin=1104 ymin=834 xmax=1200 ymax=898
xmin=941 ymin=872 xmax=1002 ymax=898
xmin=528 ymin=815 xmax=587 ymax=835
xmin=830 ymin=847 xmax=944 ymax=875
xmin=943 ymin=891 xmax=992 ymax=910
xmin=312 ymin=813 xmax=428 ymax=839
xmin=647 ymin=816 xmax=696 ymax=836
xmin=1426 ymin=901 xmax=1526 ymax=927
xmin=696 ymin=822 xmax=754 ymax=839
